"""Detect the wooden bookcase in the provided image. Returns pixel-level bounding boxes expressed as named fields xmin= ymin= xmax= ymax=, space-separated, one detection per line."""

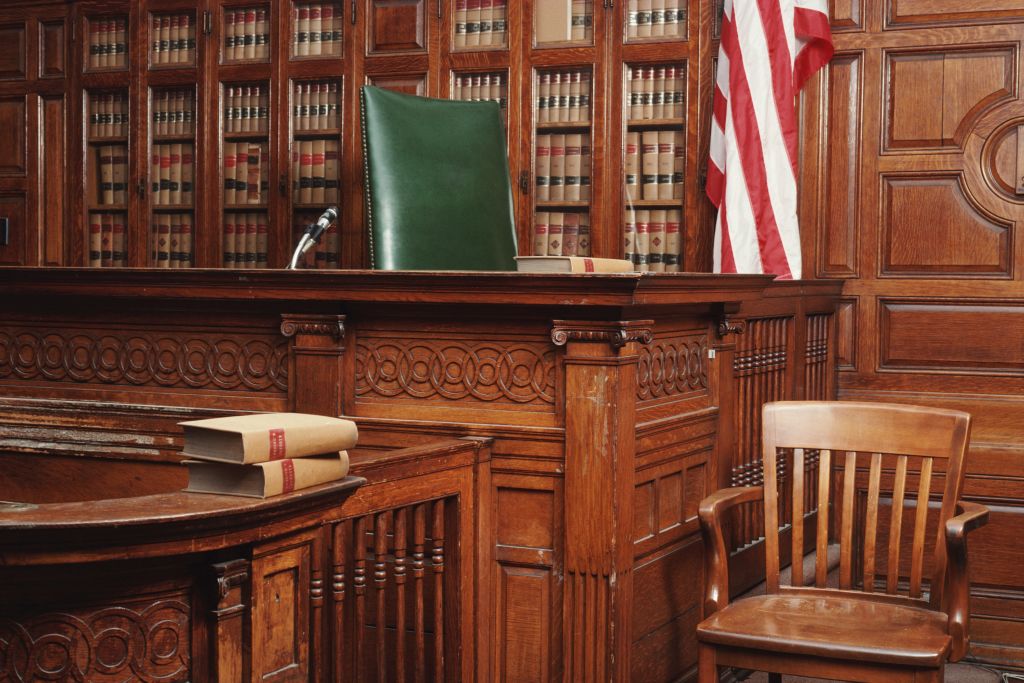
xmin=0 ymin=0 xmax=716 ymax=270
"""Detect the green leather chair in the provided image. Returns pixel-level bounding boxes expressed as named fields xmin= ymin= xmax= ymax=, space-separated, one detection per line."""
xmin=360 ymin=85 xmax=518 ymax=270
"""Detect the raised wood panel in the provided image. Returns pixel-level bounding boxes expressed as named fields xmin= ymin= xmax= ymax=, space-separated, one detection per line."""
xmin=887 ymin=0 xmax=1024 ymax=27
xmin=0 ymin=97 xmax=27 ymax=175
xmin=879 ymin=300 xmax=1024 ymax=374
xmin=251 ymin=542 xmax=311 ymax=682
xmin=989 ymin=120 xmax=1024 ymax=199
xmin=881 ymin=175 xmax=1010 ymax=276
xmin=836 ymin=298 xmax=857 ymax=370
xmin=830 ymin=0 xmax=863 ymax=30
xmin=41 ymin=95 xmax=64 ymax=265
xmin=496 ymin=486 xmax=554 ymax=549
xmin=367 ymin=73 xmax=426 ymax=96
xmin=40 ymin=21 xmax=65 ymax=78
xmin=819 ymin=53 xmax=861 ymax=277
xmin=0 ymin=23 xmax=26 ymax=80
xmin=369 ymin=0 xmax=426 ymax=54
xmin=497 ymin=565 xmax=551 ymax=683
xmin=885 ymin=48 xmax=1014 ymax=150
xmin=0 ymin=192 xmax=26 ymax=266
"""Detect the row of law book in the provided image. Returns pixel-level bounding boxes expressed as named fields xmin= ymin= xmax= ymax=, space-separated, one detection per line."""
xmin=224 ymin=8 xmax=270 ymax=61
xmin=453 ymin=0 xmax=509 ymax=48
xmin=152 ymin=90 xmax=195 ymax=137
xmin=224 ymin=86 xmax=269 ymax=133
xmin=624 ymin=208 xmax=682 ymax=272
xmin=535 ymin=0 xmax=594 ymax=44
xmin=532 ymin=211 xmax=591 ymax=257
xmin=151 ymin=14 xmax=196 ymax=65
xmin=88 ymin=213 xmax=127 ymax=267
xmin=625 ymin=130 xmax=684 ymax=202
xmin=89 ymin=94 xmax=128 ymax=139
xmin=223 ymin=212 xmax=269 ymax=268
xmin=151 ymin=144 xmax=195 ymax=207
xmin=97 ymin=145 xmax=128 ymax=206
xmin=626 ymin=0 xmax=687 ymax=39
xmin=627 ymin=65 xmax=686 ymax=121
xmin=224 ymin=142 xmax=269 ymax=206
xmin=294 ymin=81 xmax=341 ymax=131
xmin=537 ymin=70 xmax=592 ymax=124
xmin=150 ymin=214 xmax=194 ymax=268
xmin=536 ymin=134 xmax=591 ymax=203
xmin=452 ymin=74 xmax=507 ymax=111
xmin=89 ymin=19 xmax=127 ymax=69
xmin=294 ymin=4 xmax=343 ymax=56
xmin=181 ymin=413 xmax=357 ymax=498
xmin=294 ymin=219 xmax=340 ymax=269
xmin=293 ymin=140 xmax=341 ymax=205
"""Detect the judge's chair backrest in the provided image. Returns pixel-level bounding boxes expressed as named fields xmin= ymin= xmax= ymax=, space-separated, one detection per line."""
xmin=359 ymin=85 xmax=518 ymax=271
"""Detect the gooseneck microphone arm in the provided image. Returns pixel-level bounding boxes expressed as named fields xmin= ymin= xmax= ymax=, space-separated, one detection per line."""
xmin=287 ymin=206 xmax=338 ymax=269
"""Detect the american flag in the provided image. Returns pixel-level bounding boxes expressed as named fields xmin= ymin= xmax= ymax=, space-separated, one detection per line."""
xmin=706 ymin=0 xmax=833 ymax=279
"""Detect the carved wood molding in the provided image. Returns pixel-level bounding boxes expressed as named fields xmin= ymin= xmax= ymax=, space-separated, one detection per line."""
xmin=550 ymin=320 xmax=654 ymax=349
xmin=0 ymin=598 xmax=191 ymax=682
xmin=0 ymin=328 xmax=288 ymax=392
xmin=716 ymin=315 xmax=747 ymax=338
xmin=280 ymin=314 xmax=346 ymax=341
xmin=636 ymin=333 xmax=709 ymax=401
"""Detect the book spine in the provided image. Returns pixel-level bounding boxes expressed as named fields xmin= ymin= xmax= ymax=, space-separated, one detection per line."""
xmin=466 ymin=0 xmax=481 ymax=46
xmin=89 ymin=214 xmax=102 ymax=266
xmin=642 ymin=67 xmax=655 ymax=119
xmin=309 ymin=5 xmax=322 ymax=56
xmin=115 ymin=20 xmax=126 ymax=68
xmin=169 ymin=213 xmax=181 ymax=268
xmin=538 ymin=72 xmax=550 ymax=123
xmin=584 ymin=0 xmax=593 ymax=40
xmin=562 ymin=212 xmax=579 ymax=257
xmin=653 ymin=67 xmax=666 ymax=119
xmin=247 ymin=145 xmax=261 ymax=204
xmin=181 ymin=213 xmax=194 ymax=267
xmin=569 ymin=71 xmax=582 ymax=123
xmin=321 ymin=5 xmax=336 ymax=55
xmin=558 ymin=72 xmax=570 ymax=123
xmin=256 ymin=213 xmax=268 ymax=268
xmin=183 ymin=15 xmax=195 ymax=64
xmin=493 ymin=0 xmax=507 ymax=43
xmin=181 ymin=144 xmax=194 ymax=206
xmin=624 ymin=208 xmax=636 ymax=267
xmin=160 ymin=143 xmax=172 ymax=205
xmin=325 ymin=229 xmax=340 ymax=268
xmin=672 ymin=65 xmax=685 ymax=119
xmin=223 ymin=217 xmax=236 ymax=268
xmin=256 ymin=9 xmax=269 ymax=59
xmin=673 ymin=131 xmax=685 ymax=198
xmin=224 ymin=142 xmax=237 ymax=206
xmin=657 ymin=131 xmax=674 ymax=200
xmin=151 ymin=146 xmax=162 ymax=202
xmin=454 ymin=0 xmax=467 ymax=47
xmin=651 ymin=0 xmax=665 ymax=36
xmin=234 ymin=146 xmax=248 ymax=200
xmin=329 ymin=82 xmax=340 ymax=127
xmin=648 ymin=209 xmax=666 ymax=272
xmin=169 ymin=15 xmax=181 ymax=64
xmin=638 ymin=0 xmax=652 ymax=37
xmin=245 ymin=212 xmax=258 ymax=266
xmin=630 ymin=67 xmax=643 ymax=120
xmin=300 ymin=141 xmax=313 ymax=204
xmin=627 ymin=0 xmax=638 ymax=38
xmin=641 ymin=131 xmax=658 ymax=200
xmin=169 ymin=143 xmax=182 ymax=205
xmin=547 ymin=212 xmax=563 ymax=256
xmin=244 ymin=9 xmax=256 ymax=60
xmin=580 ymin=140 xmax=591 ymax=201
xmin=635 ymin=209 xmax=650 ymax=271
xmin=100 ymin=213 xmax=113 ymax=266
xmin=89 ymin=20 xmax=101 ymax=69
xmin=479 ymin=0 xmax=493 ymax=45
xmin=571 ymin=0 xmax=586 ymax=41
xmin=99 ymin=145 xmax=114 ymax=205
xmin=311 ymin=139 xmax=326 ymax=204
xmin=324 ymin=139 xmax=340 ymax=203
xmin=535 ymin=134 xmax=550 ymax=201
xmin=548 ymin=134 xmax=565 ymax=202
xmin=664 ymin=209 xmax=681 ymax=272
xmin=533 ymin=212 xmax=549 ymax=256
xmin=578 ymin=213 xmax=591 ymax=256
xmin=296 ymin=5 xmax=310 ymax=56
xmin=563 ymin=133 xmax=582 ymax=202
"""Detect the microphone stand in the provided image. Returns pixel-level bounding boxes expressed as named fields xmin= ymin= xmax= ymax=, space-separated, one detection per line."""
xmin=287 ymin=223 xmax=317 ymax=270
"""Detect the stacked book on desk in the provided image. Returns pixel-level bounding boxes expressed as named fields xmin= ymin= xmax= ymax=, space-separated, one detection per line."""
xmin=181 ymin=412 xmax=357 ymax=498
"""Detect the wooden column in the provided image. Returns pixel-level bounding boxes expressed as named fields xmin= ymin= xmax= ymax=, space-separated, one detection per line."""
xmin=281 ymin=313 xmax=347 ymax=416
xmin=209 ymin=558 xmax=250 ymax=683
xmin=552 ymin=319 xmax=653 ymax=683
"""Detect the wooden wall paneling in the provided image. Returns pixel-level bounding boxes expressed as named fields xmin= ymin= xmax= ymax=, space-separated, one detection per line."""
xmin=0 ymin=23 xmax=27 ymax=80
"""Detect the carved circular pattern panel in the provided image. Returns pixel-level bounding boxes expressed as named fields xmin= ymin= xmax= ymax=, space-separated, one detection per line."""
xmin=355 ymin=341 xmax=556 ymax=404
xmin=0 ymin=600 xmax=190 ymax=682
xmin=636 ymin=335 xmax=708 ymax=401
xmin=0 ymin=330 xmax=288 ymax=393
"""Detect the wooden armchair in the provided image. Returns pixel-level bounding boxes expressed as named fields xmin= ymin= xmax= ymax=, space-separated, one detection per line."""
xmin=697 ymin=401 xmax=989 ymax=683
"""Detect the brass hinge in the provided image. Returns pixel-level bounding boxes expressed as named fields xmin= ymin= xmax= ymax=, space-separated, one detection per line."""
xmin=203 ymin=11 xmax=212 ymax=36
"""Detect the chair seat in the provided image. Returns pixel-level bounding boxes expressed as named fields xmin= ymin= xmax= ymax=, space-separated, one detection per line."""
xmin=697 ymin=594 xmax=952 ymax=667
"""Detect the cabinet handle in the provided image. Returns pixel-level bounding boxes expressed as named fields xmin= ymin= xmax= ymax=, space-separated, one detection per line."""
xmin=519 ymin=170 xmax=530 ymax=195
xmin=437 ymin=0 xmax=442 ymax=19
xmin=351 ymin=0 xmax=357 ymax=25
xmin=137 ymin=179 xmax=146 ymax=198
xmin=279 ymin=172 xmax=288 ymax=197
xmin=203 ymin=10 xmax=212 ymax=35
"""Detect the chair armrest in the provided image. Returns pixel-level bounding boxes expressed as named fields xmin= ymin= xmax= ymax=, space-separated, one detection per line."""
xmin=698 ymin=486 xmax=764 ymax=617
xmin=944 ymin=500 xmax=989 ymax=662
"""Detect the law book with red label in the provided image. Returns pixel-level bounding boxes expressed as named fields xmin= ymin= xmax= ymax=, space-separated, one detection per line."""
xmin=514 ymin=256 xmax=635 ymax=273
xmin=185 ymin=451 xmax=350 ymax=498
xmin=180 ymin=412 xmax=359 ymax=464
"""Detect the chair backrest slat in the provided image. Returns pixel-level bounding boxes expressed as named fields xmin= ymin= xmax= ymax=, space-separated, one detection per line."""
xmin=761 ymin=401 xmax=970 ymax=605
xmin=839 ymin=450 xmax=856 ymax=590
xmin=815 ymin=449 xmax=832 ymax=587
xmin=862 ymin=453 xmax=883 ymax=593
xmin=791 ymin=448 xmax=805 ymax=587
xmin=886 ymin=455 xmax=909 ymax=593
xmin=909 ymin=458 xmax=933 ymax=598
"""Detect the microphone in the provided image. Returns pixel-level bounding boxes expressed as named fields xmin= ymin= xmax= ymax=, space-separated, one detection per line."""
xmin=287 ymin=206 xmax=338 ymax=269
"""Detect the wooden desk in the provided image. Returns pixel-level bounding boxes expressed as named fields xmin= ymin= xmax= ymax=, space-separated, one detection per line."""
xmin=0 ymin=269 xmax=841 ymax=682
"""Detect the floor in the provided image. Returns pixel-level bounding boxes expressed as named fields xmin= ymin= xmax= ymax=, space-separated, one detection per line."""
xmin=739 ymin=662 xmax=1003 ymax=682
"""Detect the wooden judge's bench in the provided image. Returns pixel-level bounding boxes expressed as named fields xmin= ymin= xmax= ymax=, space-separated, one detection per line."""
xmin=0 ymin=268 xmax=840 ymax=682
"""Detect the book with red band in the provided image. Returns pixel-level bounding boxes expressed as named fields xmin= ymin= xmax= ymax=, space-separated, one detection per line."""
xmin=179 ymin=412 xmax=358 ymax=464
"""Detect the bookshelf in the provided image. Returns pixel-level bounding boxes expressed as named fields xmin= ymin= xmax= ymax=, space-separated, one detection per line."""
xmin=9 ymin=0 xmax=715 ymax=271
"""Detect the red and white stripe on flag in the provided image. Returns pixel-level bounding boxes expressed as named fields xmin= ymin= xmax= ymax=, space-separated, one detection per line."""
xmin=706 ymin=0 xmax=833 ymax=280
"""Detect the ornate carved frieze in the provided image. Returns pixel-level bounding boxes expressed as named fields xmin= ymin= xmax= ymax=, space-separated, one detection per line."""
xmin=355 ymin=339 xmax=556 ymax=404
xmin=0 ymin=599 xmax=191 ymax=682
xmin=0 ymin=328 xmax=288 ymax=392
xmin=636 ymin=333 xmax=709 ymax=401
xmin=280 ymin=315 xmax=345 ymax=341
xmin=550 ymin=320 xmax=654 ymax=350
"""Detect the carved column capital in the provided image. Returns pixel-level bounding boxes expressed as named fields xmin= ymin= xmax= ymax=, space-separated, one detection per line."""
xmin=716 ymin=315 xmax=746 ymax=338
xmin=280 ymin=314 xmax=346 ymax=341
xmin=550 ymin=320 xmax=654 ymax=350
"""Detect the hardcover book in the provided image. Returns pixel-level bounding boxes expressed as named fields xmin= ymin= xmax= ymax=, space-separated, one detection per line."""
xmin=180 ymin=412 xmax=359 ymax=464
xmin=514 ymin=255 xmax=635 ymax=273
xmin=185 ymin=451 xmax=350 ymax=498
